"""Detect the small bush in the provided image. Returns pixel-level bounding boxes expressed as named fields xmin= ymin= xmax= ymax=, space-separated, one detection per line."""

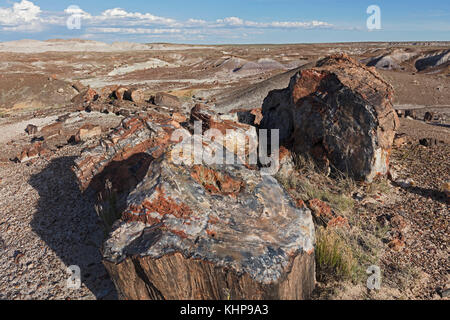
xmin=95 ymin=180 xmax=121 ymax=234
xmin=315 ymin=227 xmax=356 ymax=281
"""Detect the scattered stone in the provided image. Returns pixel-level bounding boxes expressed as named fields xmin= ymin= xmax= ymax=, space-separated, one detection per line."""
xmin=116 ymin=109 xmax=131 ymax=117
xmin=232 ymin=108 xmax=263 ymax=126
xmin=405 ymin=109 xmax=417 ymax=120
xmin=113 ymin=86 xmax=128 ymax=101
xmin=260 ymin=54 xmax=399 ymax=182
xmin=153 ymin=92 xmax=181 ymax=109
xmin=72 ymin=81 xmax=86 ymax=93
xmin=124 ymin=88 xmax=146 ymax=103
xmin=71 ymin=87 xmax=99 ymax=110
xmin=13 ymin=250 xmax=25 ymax=264
xmin=440 ymin=289 xmax=450 ymax=298
xmin=57 ymin=88 xmax=64 ymax=94
xmin=388 ymin=238 xmax=405 ymax=252
xmin=419 ymin=138 xmax=439 ymax=147
xmin=74 ymin=124 xmax=102 ymax=142
xmin=308 ymin=198 xmax=334 ymax=226
xmin=16 ymin=141 xmax=49 ymax=163
xmin=25 ymin=124 xmax=38 ymax=135
xmin=424 ymin=112 xmax=434 ymax=122
xmin=40 ymin=122 xmax=63 ymax=140
xmin=394 ymin=133 xmax=408 ymax=148
xmin=57 ymin=113 xmax=71 ymax=123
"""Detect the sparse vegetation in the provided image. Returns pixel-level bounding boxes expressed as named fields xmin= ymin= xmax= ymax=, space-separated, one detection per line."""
xmin=94 ymin=180 xmax=121 ymax=234
xmin=315 ymin=227 xmax=357 ymax=281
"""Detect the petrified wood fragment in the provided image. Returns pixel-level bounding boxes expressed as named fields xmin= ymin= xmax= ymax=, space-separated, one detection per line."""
xmin=74 ymin=110 xmax=316 ymax=300
xmin=260 ymin=54 xmax=399 ymax=182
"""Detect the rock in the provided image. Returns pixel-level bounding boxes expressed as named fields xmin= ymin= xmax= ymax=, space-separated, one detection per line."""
xmin=276 ymin=146 xmax=296 ymax=180
xmin=260 ymin=54 xmax=399 ymax=182
xmin=189 ymin=104 xmax=259 ymax=166
xmin=419 ymin=138 xmax=440 ymax=147
xmin=124 ymin=88 xmax=146 ymax=104
xmin=71 ymin=87 xmax=99 ymax=109
xmin=72 ymin=81 xmax=86 ymax=93
xmin=395 ymin=110 xmax=404 ymax=118
xmin=117 ymin=109 xmax=131 ymax=117
xmin=113 ymin=86 xmax=128 ymax=101
xmin=74 ymin=124 xmax=102 ymax=142
xmin=231 ymin=108 xmax=263 ymax=126
xmin=16 ymin=141 xmax=49 ymax=163
xmin=393 ymin=133 xmax=408 ymax=148
xmin=25 ymin=124 xmax=38 ymax=135
xmin=395 ymin=178 xmax=415 ymax=189
xmin=40 ymin=122 xmax=63 ymax=140
xmin=424 ymin=112 xmax=434 ymax=122
xmin=404 ymin=109 xmax=417 ymax=120
xmin=442 ymin=182 xmax=450 ymax=201
xmin=153 ymin=92 xmax=181 ymax=109
xmin=388 ymin=238 xmax=405 ymax=252
xmin=74 ymin=114 xmax=316 ymax=300
xmin=327 ymin=216 xmax=350 ymax=229
xmin=441 ymin=288 xmax=450 ymax=298
xmin=390 ymin=215 xmax=408 ymax=233
xmin=308 ymin=199 xmax=334 ymax=226
xmin=57 ymin=113 xmax=71 ymax=123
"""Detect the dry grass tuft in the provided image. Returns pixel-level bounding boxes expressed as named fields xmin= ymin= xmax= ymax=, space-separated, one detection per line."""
xmin=315 ymin=227 xmax=357 ymax=281
xmin=94 ymin=180 xmax=121 ymax=234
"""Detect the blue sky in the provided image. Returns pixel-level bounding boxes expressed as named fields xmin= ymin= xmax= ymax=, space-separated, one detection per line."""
xmin=0 ymin=0 xmax=449 ymax=43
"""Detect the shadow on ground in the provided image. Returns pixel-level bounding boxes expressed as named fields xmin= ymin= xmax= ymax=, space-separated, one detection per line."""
xmin=399 ymin=185 xmax=448 ymax=205
xmin=29 ymin=156 xmax=118 ymax=300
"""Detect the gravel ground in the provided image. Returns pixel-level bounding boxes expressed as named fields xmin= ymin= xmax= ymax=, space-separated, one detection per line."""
xmin=0 ymin=144 xmax=117 ymax=300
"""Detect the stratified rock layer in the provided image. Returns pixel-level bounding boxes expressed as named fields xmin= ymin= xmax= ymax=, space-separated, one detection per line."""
xmin=260 ymin=54 xmax=399 ymax=181
xmin=74 ymin=109 xmax=316 ymax=300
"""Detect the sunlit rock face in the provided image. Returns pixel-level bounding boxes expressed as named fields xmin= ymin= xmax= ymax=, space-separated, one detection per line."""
xmin=74 ymin=106 xmax=316 ymax=300
xmin=261 ymin=54 xmax=399 ymax=182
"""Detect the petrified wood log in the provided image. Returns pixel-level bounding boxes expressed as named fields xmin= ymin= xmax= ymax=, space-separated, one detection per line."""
xmin=74 ymin=110 xmax=316 ymax=300
xmin=260 ymin=54 xmax=399 ymax=182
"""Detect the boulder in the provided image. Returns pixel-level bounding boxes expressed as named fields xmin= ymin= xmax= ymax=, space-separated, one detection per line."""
xmin=73 ymin=113 xmax=316 ymax=300
xmin=74 ymin=124 xmax=102 ymax=143
xmin=424 ymin=112 xmax=434 ymax=122
xmin=40 ymin=122 xmax=63 ymax=140
xmin=16 ymin=141 xmax=49 ymax=163
xmin=124 ymin=88 xmax=146 ymax=104
xmin=113 ymin=86 xmax=128 ymax=101
xmin=71 ymin=87 xmax=99 ymax=110
xmin=25 ymin=124 xmax=38 ymax=135
xmin=404 ymin=109 xmax=417 ymax=120
xmin=260 ymin=54 xmax=399 ymax=182
xmin=153 ymin=92 xmax=181 ymax=109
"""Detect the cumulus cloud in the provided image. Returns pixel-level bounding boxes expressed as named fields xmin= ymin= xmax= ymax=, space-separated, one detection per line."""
xmin=0 ymin=0 xmax=41 ymax=25
xmin=0 ymin=0 xmax=334 ymax=39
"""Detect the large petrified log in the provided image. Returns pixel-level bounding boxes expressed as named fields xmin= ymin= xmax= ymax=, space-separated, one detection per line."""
xmin=73 ymin=109 xmax=316 ymax=300
xmin=260 ymin=54 xmax=399 ymax=182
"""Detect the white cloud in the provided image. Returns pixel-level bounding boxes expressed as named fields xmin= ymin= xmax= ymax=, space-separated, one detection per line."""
xmin=97 ymin=8 xmax=178 ymax=26
xmin=0 ymin=1 xmax=334 ymax=39
xmin=0 ymin=0 xmax=41 ymax=25
xmin=88 ymin=27 xmax=182 ymax=34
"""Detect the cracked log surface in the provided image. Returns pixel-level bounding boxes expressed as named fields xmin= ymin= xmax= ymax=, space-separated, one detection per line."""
xmin=260 ymin=54 xmax=399 ymax=182
xmin=74 ymin=108 xmax=316 ymax=300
